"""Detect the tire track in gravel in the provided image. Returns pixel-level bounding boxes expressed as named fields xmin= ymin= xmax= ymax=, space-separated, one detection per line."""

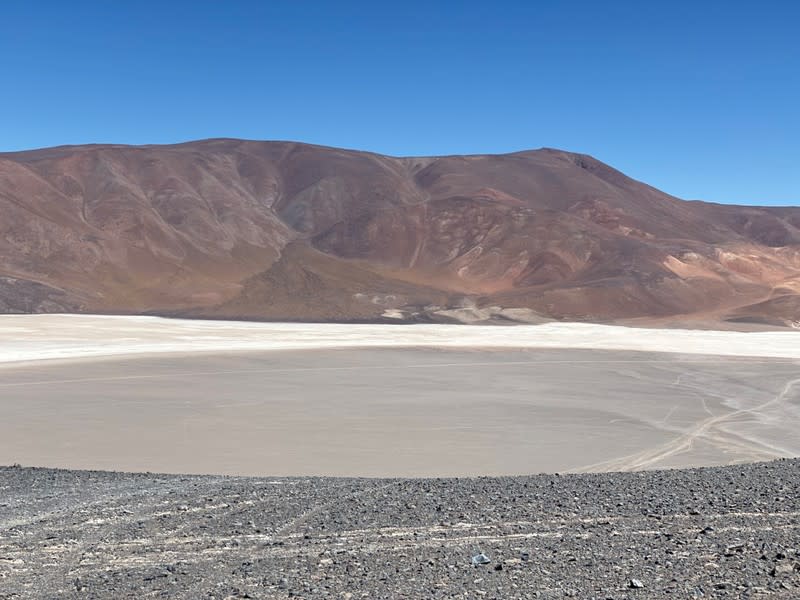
xmin=61 ymin=511 xmax=800 ymax=570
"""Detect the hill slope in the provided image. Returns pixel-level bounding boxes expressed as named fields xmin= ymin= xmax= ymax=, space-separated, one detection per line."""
xmin=2 ymin=139 xmax=799 ymax=324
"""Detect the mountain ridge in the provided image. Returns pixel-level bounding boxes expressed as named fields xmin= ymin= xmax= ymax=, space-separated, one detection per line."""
xmin=1 ymin=138 xmax=798 ymax=325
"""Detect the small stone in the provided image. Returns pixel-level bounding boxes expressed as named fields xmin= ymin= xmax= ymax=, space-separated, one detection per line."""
xmin=471 ymin=553 xmax=491 ymax=566
xmin=770 ymin=563 xmax=794 ymax=577
xmin=724 ymin=542 xmax=745 ymax=555
xmin=629 ymin=578 xmax=645 ymax=589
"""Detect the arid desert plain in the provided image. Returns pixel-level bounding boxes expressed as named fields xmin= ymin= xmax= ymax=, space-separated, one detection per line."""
xmin=2 ymin=315 xmax=798 ymax=477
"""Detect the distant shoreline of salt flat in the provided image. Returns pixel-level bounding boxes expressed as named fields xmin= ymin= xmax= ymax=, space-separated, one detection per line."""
xmin=1 ymin=314 xmax=799 ymax=365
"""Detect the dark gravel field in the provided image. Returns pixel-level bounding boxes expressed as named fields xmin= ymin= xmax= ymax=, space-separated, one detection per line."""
xmin=1 ymin=460 xmax=799 ymax=599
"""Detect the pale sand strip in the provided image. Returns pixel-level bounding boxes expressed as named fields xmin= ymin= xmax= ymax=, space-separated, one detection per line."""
xmin=1 ymin=314 xmax=799 ymax=365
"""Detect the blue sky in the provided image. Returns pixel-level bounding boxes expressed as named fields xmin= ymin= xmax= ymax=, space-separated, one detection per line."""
xmin=1 ymin=1 xmax=798 ymax=205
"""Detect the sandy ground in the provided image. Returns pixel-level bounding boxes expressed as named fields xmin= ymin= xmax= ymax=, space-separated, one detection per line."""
xmin=2 ymin=345 xmax=799 ymax=477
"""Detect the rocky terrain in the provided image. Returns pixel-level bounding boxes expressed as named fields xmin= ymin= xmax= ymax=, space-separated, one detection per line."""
xmin=1 ymin=460 xmax=799 ymax=598
xmin=1 ymin=139 xmax=799 ymax=325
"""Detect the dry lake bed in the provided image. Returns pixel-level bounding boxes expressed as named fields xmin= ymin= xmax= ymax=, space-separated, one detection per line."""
xmin=1 ymin=315 xmax=798 ymax=476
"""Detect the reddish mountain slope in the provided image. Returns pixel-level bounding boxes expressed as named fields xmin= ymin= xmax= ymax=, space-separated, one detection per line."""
xmin=1 ymin=139 xmax=798 ymax=325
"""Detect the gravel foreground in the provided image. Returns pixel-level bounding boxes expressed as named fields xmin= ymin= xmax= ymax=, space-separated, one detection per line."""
xmin=1 ymin=461 xmax=799 ymax=599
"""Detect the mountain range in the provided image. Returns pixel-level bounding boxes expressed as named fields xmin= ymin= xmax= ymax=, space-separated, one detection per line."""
xmin=1 ymin=139 xmax=798 ymax=326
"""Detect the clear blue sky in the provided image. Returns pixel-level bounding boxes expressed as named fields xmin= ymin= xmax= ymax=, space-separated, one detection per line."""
xmin=2 ymin=1 xmax=798 ymax=205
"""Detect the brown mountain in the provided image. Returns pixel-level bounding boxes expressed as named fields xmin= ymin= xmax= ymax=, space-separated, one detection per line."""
xmin=1 ymin=139 xmax=799 ymax=326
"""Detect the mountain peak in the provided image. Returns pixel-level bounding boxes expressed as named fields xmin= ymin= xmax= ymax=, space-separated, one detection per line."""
xmin=1 ymin=140 xmax=798 ymax=326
